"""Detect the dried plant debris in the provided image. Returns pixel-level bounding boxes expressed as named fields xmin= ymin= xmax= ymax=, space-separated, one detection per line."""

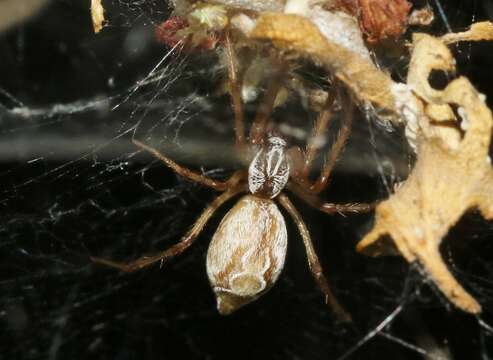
xmin=403 ymin=33 xmax=462 ymax=151
xmin=338 ymin=0 xmax=412 ymax=43
xmin=249 ymin=13 xmax=493 ymax=144
xmin=441 ymin=21 xmax=493 ymax=44
xmin=207 ymin=0 xmax=285 ymax=12
xmin=159 ymin=1 xmax=415 ymax=123
xmin=357 ymin=32 xmax=493 ymax=314
xmin=357 ymin=76 xmax=493 ymax=314
xmin=250 ymin=12 xmax=398 ymax=122
xmin=244 ymin=8 xmax=493 ymax=313
xmin=407 ymin=5 xmax=434 ymax=27
xmin=91 ymin=0 xmax=106 ymax=33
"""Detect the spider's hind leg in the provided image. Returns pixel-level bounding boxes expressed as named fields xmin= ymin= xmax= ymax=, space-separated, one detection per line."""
xmin=248 ymin=58 xmax=288 ymax=145
xmin=92 ymin=187 xmax=244 ymax=273
xmin=278 ymin=193 xmax=352 ymax=323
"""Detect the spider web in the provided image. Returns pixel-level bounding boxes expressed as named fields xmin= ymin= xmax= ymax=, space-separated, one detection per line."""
xmin=1 ymin=0 xmax=493 ymax=359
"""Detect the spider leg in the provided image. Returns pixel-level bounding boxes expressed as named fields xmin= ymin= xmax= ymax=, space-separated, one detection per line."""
xmin=301 ymin=95 xmax=354 ymax=194
xmin=278 ymin=193 xmax=352 ymax=323
xmin=287 ymin=96 xmax=373 ymax=214
xmin=287 ymin=146 xmax=305 ymax=181
xmin=92 ymin=187 xmax=244 ymax=273
xmin=317 ymin=202 xmax=374 ymax=214
xmin=249 ymin=59 xmax=288 ymax=145
xmin=288 ymin=182 xmax=376 ymax=215
xmin=302 ymin=93 xmax=336 ymax=179
xmin=133 ymin=139 xmax=242 ymax=191
xmin=225 ymin=32 xmax=246 ymax=148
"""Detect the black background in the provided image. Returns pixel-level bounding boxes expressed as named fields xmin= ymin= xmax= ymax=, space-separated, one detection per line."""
xmin=1 ymin=0 xmax=493 ymax=359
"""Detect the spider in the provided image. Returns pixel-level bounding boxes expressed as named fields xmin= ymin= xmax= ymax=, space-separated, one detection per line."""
xmin=92 ymin=34 xmax=372 ymax=321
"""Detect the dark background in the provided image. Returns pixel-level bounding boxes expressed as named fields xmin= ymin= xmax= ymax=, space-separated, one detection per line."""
xmin=1 ymin=0 xmax=493 ymax=359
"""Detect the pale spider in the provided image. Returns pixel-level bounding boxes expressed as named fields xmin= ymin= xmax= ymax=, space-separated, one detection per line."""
xmin=93 ymin=35 xmax=371 ymax=320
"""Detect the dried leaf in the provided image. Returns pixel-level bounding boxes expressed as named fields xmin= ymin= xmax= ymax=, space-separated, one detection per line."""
xmin=402 ymin=27 xmax=493 ymax=151
xmin=406 ymin=33 xmax=462 ymax=150
xmin=441 ymin=21 xmax=493 ymax=44
xmin=358 ymin=0 xmax=412 ymax=42
xmin=210 ymin=0 xmax=285 ymax=12
xmin=250 ymin=12 xmax=398 ymax=122
xmin=337 ymin=0 xmax=412 ymax=42
xmin=407 ymin=34 xmax=457 ymax=105
xmin=357 ymin=74 xmax=493 ymax=314
xmin=336 ymin=0 xmax=359 ymax=15
xmin=155 ymin=16 xmax=189 ymax=48
xmin=408 ymin=5 xmax=434 ymax=27
xmin=91 ymin=0 xmax=106 ymax=34
xmin=357 ymin=30 xmax=493 ymax=314
xmin=309 ymin=7 xmax=371 ymax=60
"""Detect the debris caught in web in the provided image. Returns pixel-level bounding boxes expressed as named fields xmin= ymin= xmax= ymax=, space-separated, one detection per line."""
xmin=178 ymin=1 xmax=493 ymax=314
xmin=91 ymin=0 xmax=106 ymax=33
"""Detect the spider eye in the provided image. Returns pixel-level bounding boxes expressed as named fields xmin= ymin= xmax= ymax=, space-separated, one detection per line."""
xmin=248 ymin=136 xmax=290 ymax=198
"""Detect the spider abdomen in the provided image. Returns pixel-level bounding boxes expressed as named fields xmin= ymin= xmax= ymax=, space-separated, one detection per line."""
xmin=206 ymin=195 xmax=287 ymax=315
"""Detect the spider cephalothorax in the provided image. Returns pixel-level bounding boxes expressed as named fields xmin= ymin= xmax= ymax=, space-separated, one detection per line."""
xmin=93 ymin=36 xmax=371 ymax=321
xmin=248 ymin=136 xmax=290 ymax=198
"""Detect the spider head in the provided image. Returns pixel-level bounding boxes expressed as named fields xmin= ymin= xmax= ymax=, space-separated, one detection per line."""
xmin=248 ymin=136 xmax=290 ymax=198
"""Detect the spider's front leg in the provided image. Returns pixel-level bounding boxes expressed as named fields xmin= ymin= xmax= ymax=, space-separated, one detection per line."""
xmin=288 ymin=182 xmax=376 ymax=215
xmin=289 ymin=93 xmax=375 ymax=214
xmin=302 ymin=92 xmax=336 ymax=179
xmin=225 ymin=30 xmax=288 ymax=146
xmin=295 ymin=92 xmax=354 ymax=194
xmin=224 ymin=32 xmax=246 ymax=148
xmin=248 ymin=58 xmax=288 ymax=145
xmin=133 ymin=139 xmax=244 ymax=191
xmin=91 ymin=187 xmax=244 ymax=273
